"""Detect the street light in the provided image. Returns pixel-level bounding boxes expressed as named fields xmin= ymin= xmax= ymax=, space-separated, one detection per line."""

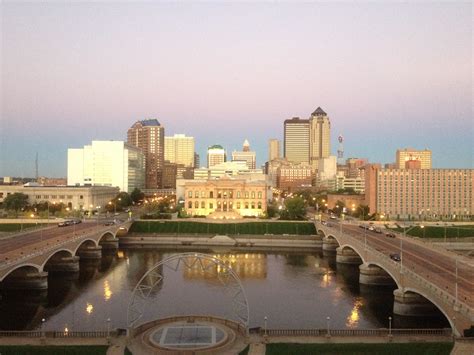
xmin=388 ymin=316 xmax=392 ymax=336
xmin=264 ymin=316 xmax=268 ymax=336
xmin=326 ymin=316 xmax=330 ymax=336
xmin=420 ymin=224 xmax=425 ymax=239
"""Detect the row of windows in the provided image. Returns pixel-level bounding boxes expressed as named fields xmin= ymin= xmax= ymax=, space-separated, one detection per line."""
xmin=35 ymin=195 xmax=76 ymax=199
xmin=188 ymin=201 xmax=263 ymax=209
xmin=187 ymin=190 xmax=263 ymax=199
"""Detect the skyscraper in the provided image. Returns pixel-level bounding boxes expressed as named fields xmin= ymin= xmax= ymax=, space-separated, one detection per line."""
xmin=396 ymin=148 xmax=432 ymax=169
xmin=284 ymin=117 xmax=310 ymax=164
xmin=268 ymin=139 xmax=280 ymax=162
xmin=232 ymin=139 xmax=256 ymax=169
xmin=207 ymin=145 xmax=226 ymax=168
xmin=164 ymin=134 xmax=195 ymax=167
xmin=127 ymin=119 xmax=164 ymax=189
xmin=309 ymin=107 xmax=331 ymax=169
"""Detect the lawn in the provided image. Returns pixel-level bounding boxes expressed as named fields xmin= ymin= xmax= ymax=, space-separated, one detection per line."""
xmin=0 ymin=346 xmax=109 ymax=355
xmin=129 ymin=221 xmax=316 ymax=235
xmin=392 ymin=225 xmax=474 ymax=239
xmin=0 ymin=223 xmax=41 ymax=232
xmin=265 ymin=342 xmax=454 ymax=355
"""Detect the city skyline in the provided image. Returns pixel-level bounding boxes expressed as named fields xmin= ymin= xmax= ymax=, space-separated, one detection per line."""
xmin=1 ymin=2 xmax=472 ymax=177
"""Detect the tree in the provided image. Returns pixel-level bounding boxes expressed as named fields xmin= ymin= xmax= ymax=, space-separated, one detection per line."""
xmin=354 ymin=205 xmax=370 ymax=220
xmin=3 ymin=193 xmax=29 ymax=214
xmin=130 ymin=188 xmax=145 ymax=204
xmin=280 ymin=196 xmax=306 ymax=220
xmin=331 ymin=200 xmax=346 ymax=216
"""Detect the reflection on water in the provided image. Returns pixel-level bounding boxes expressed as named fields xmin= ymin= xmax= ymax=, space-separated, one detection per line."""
xmin=0 ymin=249 xmax=450 ymax=331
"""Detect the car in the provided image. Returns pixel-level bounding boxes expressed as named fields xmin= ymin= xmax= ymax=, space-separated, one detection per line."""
xmin=374 ymin=228 xmax=382 ymax=234
xmin=390 ymin=253 xmax=401 ymax=262
xmin=58 ymin=221 xmax=68 ymax=227
xmin=385 ymin=232 xmax=396 ymax=238
xmin=330 ymin=215 xmax=337 ymax=220
xmin=321 ymin=221 xmax=327 ymax=225
xmin=72 ymin=219 xmax=82 ymax=225
xmin=368 ymin=226 xmax=375 ymax=231
xmin=104 ymin=221 xmax=115 ymax=226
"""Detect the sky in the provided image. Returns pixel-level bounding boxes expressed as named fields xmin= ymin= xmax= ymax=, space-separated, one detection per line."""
xmin=1 ymin=1 xmax=472 ymax=177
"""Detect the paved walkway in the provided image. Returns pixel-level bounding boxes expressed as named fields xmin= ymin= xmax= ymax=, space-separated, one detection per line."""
xmin=451 ymin=339 xmax=474 ymax=355
xmin=248 ymin=342 xmax=266 ymax=355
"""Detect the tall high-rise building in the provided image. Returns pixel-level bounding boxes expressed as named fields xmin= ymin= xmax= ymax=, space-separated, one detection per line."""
xmin=67 ymin=140 xmax=145 ymax=192
xmin=164 ymin=134 xmax=195 ymax=167
xmin=194 ymin=152 xmax=200 ymax=169
xmin=284 ymin=117 xmax=310 ymax=164
xmin=268 ymin=139 xmax=280 ymax=162
xmin=396 ymin=148 xmax=432 ymax=169
xmin=232 ymin=139 xmax=256 ymax=169
xmin=309 ymin=107 xmax=331 ymax=169
xmin=207 ymin=145 xmax=226 ymax=168
xmin=127 ymin=119 xmax=164 ymax=189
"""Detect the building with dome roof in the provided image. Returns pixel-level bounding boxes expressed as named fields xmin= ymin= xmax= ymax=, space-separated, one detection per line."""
xmin=232 ymin=139 xmax=256 ymax=169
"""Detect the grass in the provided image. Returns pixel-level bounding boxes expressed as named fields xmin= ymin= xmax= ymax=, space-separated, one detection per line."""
xmin=0 ymin=345 xmax=109 ymax=355
xmin=392 ymin=225 xmax=474 ymax=239
xmin=0 ymin=223 xmax=42 ymax=232
xmin=265 ymin=342 xmax=454 ymax=355
xmin=129 ymin=221 xmax=316 ymax=235
xmin=238 ymin=344 xmax=250 ymax=355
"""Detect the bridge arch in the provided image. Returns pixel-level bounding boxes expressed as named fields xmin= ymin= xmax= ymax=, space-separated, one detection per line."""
xmin=40 ymin=249 xmax=74 ymax=270
xmin=98 ymin=231 xmax=116 ymax=244
xmin=364 ymin=262 xmax=400 ymax=287
xmin=74 ymin=239 xmax=99 ymax=255
xmin=402 ymin=287 xmax=455 ymax=333
xmin=0 ymin=264 xmax=42 ymax=282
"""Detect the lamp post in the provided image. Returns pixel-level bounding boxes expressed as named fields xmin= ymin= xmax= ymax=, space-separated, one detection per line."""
xmin=41 ymin=318 xmax=46 ymax=339
xmin=388 ymin=316 xmax=392 ymax=336
xmin=107 ymin=318 xmax=111 ymax=340
xmin=326 ymin=316 xmax=330 ymax=337
xmin=264 ymin=316 xmax=268 ymax=336
xmin=401 ymin=225 xmax=419 ymax=274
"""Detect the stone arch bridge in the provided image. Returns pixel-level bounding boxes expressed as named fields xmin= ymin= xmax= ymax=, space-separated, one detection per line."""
xmin=317 ymin=223 xmax=473 ymax=337
xmin=0 ymin=221 xmax=133 ymax=290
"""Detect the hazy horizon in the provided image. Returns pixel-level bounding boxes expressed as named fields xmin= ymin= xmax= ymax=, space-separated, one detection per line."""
xmin=1 ymin=2 xmax=472 ymax=177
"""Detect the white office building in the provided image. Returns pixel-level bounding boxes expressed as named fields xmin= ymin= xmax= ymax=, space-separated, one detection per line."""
xmin=68 ymin=140 xmax=145 ymax=192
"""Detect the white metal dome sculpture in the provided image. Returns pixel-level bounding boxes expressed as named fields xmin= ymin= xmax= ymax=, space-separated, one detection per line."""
xmin=127 ymin=252 xmax=250 ymax=332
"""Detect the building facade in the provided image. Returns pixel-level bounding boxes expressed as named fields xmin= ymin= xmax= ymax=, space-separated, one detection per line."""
xmin=396 ymin=148 xmax=432 ymax=169
xmin=207 ymin=145 xmax=226 ymax=168
xmin=0 ymin=185 xmax=119 ymax=211
xmin=181 ymin=177 xmax=268 ymax=218
xmin=67 ymin=140 xmax=145 ymax=192
xmin=268 ymin=139 xmax=280 ymax=162
xmin=309 ymin=107 xmax=331 ymax=169
xmin=365 ymin=165 xmax=473 ymax=220
xmin=284 ymin=117 xmax=310 ymax=164
xmin=164 ymin=134 xmax=195 ymax=167
xmin=232 ymin=139 xmax=256 ymax=169
xmin=127 ymin=119 xmax=165 ymax=189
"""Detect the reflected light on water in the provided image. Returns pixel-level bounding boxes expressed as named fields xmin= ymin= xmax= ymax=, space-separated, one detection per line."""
xmin=104 ymin=280 xmax=113 ymax=301
xmin=346 ymin=298 xmax=363 ymax=327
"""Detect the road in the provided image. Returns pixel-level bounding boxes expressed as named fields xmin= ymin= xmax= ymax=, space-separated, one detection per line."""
xmin=330 ymin=222 xmax=474 ymax=308
xmin=0 ymin=220 xmax=111 ymax=262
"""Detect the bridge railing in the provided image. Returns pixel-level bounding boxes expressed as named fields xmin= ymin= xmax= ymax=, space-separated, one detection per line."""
xmin=262 ymin=328 xmax=453 ymax=337
xmin=320 ymin=224 xmax=474 ymax=313
xmin=0 ymin=330 xmax=116 ymax=338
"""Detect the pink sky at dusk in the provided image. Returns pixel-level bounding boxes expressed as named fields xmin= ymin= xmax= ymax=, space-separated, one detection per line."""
xmin=1 ymin=2 xmax=472 ymax=176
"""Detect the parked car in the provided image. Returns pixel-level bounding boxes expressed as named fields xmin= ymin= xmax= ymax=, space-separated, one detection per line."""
xmin=385 ymin=232 xmax=396 ymax=238
xmin=390 ymin=253 xmax=401 ymax=262
xmin=368 ymin=226 xmax=375 ymax=231
xmin=58 ymin=221 xmax=68 ymax=227
xmin=72 ymin=219 xmax=82 ymax=225
xmin=374 ymin=228 xmax=383 ymax=234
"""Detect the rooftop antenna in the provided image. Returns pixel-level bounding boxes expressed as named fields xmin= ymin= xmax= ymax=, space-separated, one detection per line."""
xmin=35 ymin=152 xmax=39 ymax=181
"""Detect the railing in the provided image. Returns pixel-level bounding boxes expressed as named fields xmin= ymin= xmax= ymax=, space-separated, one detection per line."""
xmin=262 ymin=328 xmax=452 ymax=337
xmin=0 ymin=330 xmax=115 ymax=338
